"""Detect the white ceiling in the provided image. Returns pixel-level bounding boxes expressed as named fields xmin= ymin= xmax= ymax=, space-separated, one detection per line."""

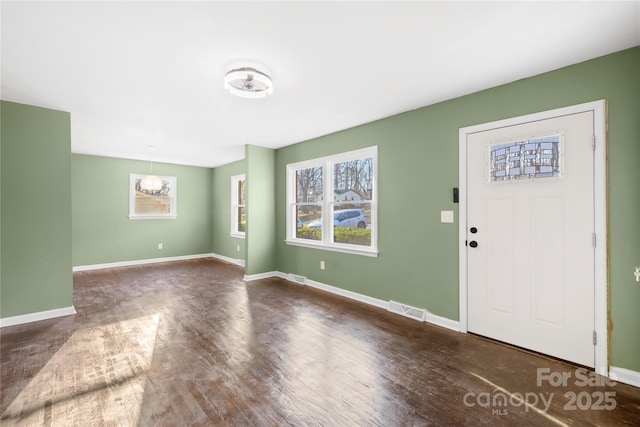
xmin=2 ymin=1 xmax=639 ymax=168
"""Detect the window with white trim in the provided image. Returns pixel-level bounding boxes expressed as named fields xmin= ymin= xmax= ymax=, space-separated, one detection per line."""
xmin=230 ymin=174 xmax=246 ymax=238
xmin=286 ymin=146 xmax=377 ymax=256
xmin=129 ymin=174 xmax=177 ymax=220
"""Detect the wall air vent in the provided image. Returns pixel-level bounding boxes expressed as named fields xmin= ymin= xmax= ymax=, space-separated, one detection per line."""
xmin=288 ymin=274 xmax=307 ymax=285
xmin=388 ymin=300 xmax=426 ymax=322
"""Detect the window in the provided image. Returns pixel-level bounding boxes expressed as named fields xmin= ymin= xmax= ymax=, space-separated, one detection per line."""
xmin=286 ymin=146 xmax=377 ymax=256
xmin=489 ymin=133 xmax=562 ymax=182
xmin=231 ymin=174 xmax=246 ymax=238
xmin=129 ymin=174 xmax=177 ymax=219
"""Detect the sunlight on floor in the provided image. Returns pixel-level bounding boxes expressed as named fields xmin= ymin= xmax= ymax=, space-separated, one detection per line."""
xmin=470 ymin=372 xmax=567 ymax=427
xmin=2 ymin=314 xmax=160 ymax=425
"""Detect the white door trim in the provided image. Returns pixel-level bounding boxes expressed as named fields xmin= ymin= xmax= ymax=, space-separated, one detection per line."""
xmin=458 ymin=100 xmax=608 ymax=376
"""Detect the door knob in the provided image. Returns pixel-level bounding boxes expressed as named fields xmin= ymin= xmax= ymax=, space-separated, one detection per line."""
xmin=469 ymin=241 xmax=478 ymax=248
xmin=470 ymin=227 xmax=478 ymax=234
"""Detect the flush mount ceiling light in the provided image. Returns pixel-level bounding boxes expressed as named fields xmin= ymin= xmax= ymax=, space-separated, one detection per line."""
xmin=224 ymin=67 xmax=273 ymax=98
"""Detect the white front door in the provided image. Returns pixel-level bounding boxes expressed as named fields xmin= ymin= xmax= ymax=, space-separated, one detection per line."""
xmin=466 ymin=110 xmax=595 ymax=367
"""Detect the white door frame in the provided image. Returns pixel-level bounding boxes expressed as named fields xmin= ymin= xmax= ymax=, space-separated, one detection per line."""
xmin=458 ymin=100 xmax=608 ymax=376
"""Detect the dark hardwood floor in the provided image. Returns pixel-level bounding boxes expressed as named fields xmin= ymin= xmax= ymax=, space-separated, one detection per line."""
xmin=1 ymin=258 xmax=639 ymax=426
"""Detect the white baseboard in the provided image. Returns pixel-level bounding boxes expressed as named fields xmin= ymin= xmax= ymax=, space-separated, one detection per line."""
xmin=297 ymin=275 xmax=459 ymax=331
xmin=304 ymin=277 xmax=388 ymax=310
xmin=423 ymin=311 xmax=460 ymax=332
xmin=1 ymin=306 xmax=76 ymax=328
xmin=209 ymin=252 xmax=245 ymax=267
xmin=243 ymin=271 xmax=280 ymax=281
xmin=73 ymin=253 xmax=221 ymax=272
xmin=609 ymin=366 xmax=640 ymax=388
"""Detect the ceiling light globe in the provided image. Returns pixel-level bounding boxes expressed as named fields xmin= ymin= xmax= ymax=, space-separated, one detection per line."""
xmin=140 ymin=175 xmax=163 ymax=192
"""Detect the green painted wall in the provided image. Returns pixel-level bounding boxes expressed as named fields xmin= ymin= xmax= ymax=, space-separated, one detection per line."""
xmin=245 ymin=145 xmax=276 ymax=276
xmin=1 ymin=101 xmax=73 ymax=318
xmin=0 ymin=103 xmax=2 ymax=303
xmin=72 ymin=154 xmax=212 ymax=266
xmin=211 ymin=159 xmax=246 ymax=261
xmin=274 ymin=47 xmax=640 ymax=372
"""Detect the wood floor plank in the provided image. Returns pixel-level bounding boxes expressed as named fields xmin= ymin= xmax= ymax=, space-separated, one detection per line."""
xmin=1 ymin=258 xmax=639 ymax=426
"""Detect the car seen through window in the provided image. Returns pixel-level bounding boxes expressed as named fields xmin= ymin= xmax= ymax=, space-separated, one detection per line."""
xmin=305 ymin=209 xmax=367 ymax=229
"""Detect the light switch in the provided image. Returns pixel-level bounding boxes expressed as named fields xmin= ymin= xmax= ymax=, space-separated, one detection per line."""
xmin=441 ymin=210 xmax=454 ymax=223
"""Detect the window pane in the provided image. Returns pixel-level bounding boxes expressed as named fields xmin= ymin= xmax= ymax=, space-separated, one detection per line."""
xmin=333 ymin=204 xmax=372 ymax=246
xmin=238 ymin=179 xmax=246 ymax=205
xmin=333 ymin=157 xmax=373 ymax=205
xmin=332 ymin=157 xmax=373 ymax=246
xmin=238 ymin=207 xmax=246 ymax=232
xmin=296 ymin=166 xmax=323 ymax=203
xmin=489 ymin=134 xmax=561 ymax=182
xmin=296 ymin=205 xmax=322 ymax=241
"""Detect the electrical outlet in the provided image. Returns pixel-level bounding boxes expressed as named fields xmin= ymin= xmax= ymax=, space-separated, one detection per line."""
xmin=441 ymin=210 xmax=454 ymax=223
xmin=236 ymin=244 xmax=240 ymax=252
xmin=158 ymin=243 xmax=163 ymax=250
xmin=320 ymin=261 xmax=325 ymax=270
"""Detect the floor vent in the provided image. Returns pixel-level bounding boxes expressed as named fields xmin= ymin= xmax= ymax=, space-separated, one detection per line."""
xmin=288 ymin=274 xmax=307 ymax=285
xmin=387 ymin=301 xmax=426 ymax=322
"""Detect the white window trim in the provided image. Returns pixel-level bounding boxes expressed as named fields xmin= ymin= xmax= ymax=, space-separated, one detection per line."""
xmin=285 ymin=146 xmax=378 ymax=257
xmin=230 ymin=174 xmax=246 ymax=239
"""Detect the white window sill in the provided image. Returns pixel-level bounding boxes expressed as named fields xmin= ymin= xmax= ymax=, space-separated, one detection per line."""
xmin=230 ymin=232 xmax=246 ymax=239
xmin=129 ymin=215 xmax=177 ymax=220
xmin=285 ymin=239 xmax=378 ymax=257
